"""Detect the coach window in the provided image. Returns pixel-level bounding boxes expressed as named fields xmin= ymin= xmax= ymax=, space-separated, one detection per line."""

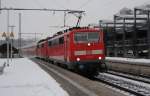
xmin=59 ymin=37 xmax=64 ymax=44
xmin=39 ymin=44 xmax=41 ymax=48
xmin=37 ymin=44 xmax=39 ymax=48
xmin=51 ymin=39 xmax=59 ymax=46
xmin=41 ymin=43 xmax=44 ymax=47
xmin=53 ymin=39 xmax=56 ymax=45
xmin=56 ymin=39 xmax=59 ymax=45
xmin=51 ymin=40 xmax=54 ymax=46
xmin=48 ymin=41 xmax=52 ymax=46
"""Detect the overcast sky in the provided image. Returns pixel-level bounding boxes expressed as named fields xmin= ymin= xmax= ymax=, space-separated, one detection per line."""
xmin=0 ymin=0 xmax=150 ymax=40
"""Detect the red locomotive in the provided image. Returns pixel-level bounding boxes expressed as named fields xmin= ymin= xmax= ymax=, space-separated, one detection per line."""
xmin=39 ymin=27 xmax=105 ymax=76
xmin=22 ymin=27 xmax=106 ymax=76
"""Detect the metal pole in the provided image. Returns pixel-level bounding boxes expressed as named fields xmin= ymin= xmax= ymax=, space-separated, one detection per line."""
xmin=7 ymin=10 xmax=9 ymax=66
xmin=133 ymin=8 xmax=137 ymax=58
xmin=105 ymin=24 xmax=108 ymax=56
xmin=113 ymin=15 xmax=117 ymax=57
xmin=19 ymin=13 xmax=21 ymax=57
xmin=64 ymin=11 xmax=66 ymax=27
xmin=147 ymin=11 xmax=150 ymax=59
xmin=123 ymin=18 xmax=126 ymax=57
xmin=99 ymin=20 xmax=102 ymax=28
xmin=0 ymin=8 xmax=85 ymax=13
xmin=9 ymin=25 xmax=15 ymax=61
xmin=0 ymin=0 xmax=1 ymax=14
xmin=35 ymin=32 xmax=36 ymax=42
xmin=11 ymin=37 xmax=13 ymax=61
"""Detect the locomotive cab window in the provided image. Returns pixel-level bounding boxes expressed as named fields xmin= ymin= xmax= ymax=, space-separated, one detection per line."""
xmin=74 ymin=32 xmax=99 ymax=43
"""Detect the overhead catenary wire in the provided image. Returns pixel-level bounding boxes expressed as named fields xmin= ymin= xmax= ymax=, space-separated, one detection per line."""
xmin=0 ymin=0 xmax=85 ymax=41
xmin=0 ymin=8 xmax=85 ymax=13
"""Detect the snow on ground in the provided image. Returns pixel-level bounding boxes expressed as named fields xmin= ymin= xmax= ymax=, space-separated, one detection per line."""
xmin=106 ymin=57 xmax=150 ymax=64
xmin=0 ymin=58 xmax=69 ymax=96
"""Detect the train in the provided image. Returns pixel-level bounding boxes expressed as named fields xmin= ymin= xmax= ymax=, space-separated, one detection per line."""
xmin=22 ymin=27 xmax=106 ymax=76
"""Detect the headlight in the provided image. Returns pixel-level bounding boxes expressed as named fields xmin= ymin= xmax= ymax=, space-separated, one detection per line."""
xmin=98 ymin=56 xmax=102 ymax=60
xmin=77 ymin=57 xmax=80 ymax=61
xmin=88 ymin=43 xmax=91 ymax=46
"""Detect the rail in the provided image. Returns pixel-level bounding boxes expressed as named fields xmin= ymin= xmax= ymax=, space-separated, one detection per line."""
xmin=96 ymin=73 xmax=150 ymax=96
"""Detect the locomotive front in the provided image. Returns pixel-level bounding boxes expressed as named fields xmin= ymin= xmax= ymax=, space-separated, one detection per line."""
xmin=70 ymin=27 xmax=105 ymax=76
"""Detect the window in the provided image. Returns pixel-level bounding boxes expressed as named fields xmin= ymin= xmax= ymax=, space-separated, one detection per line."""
xmin=41 ymin=43 xmax=44 ymax=47
xmin=48 ymin=37 xmax=64 ymax=46
xmin=74 ymin=32 xmax=99 ymax=43
xmin=87 ymin=32 xmax=99 ymax=42
xmin=48 ymin=41 xmax=52 ymax=46
xmin=51 ymin=39 xmax=59 ymax=46
xmin=59 ymin=37 xmax=64 ymax=44
xmin=37 ymin=44 xmax=39 ymax=48
xmin=75 ymin=33 xmax=87 ymax=42
xmin=39 ymin=44 xmax=41 ymax=48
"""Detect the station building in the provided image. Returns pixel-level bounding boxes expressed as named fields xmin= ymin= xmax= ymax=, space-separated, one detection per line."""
xmin=100 ymin=5 xmax=150 ymax=59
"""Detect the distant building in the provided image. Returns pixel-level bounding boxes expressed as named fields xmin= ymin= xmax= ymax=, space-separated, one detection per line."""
xmin=0 ymin=43 xmax=18 ymax=58
xmin=99 ymin=5 xmax=150 ymax=59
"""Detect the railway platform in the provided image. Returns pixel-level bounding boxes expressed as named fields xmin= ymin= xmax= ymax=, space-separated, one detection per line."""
xmin=0 ymin=58 xmax=68 ymax=96
xmin=1 ymin=57 xmax=150 ymax=96
xmin=106 ymin=57 xmax=150 ymax=77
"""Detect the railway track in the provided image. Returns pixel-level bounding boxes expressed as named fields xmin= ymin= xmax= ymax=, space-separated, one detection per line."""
xmin=107 ymin=71 xmax=150 ymax=84
xmin=32 ymin=58 xmax=128 ymax=96
xmin=32 ymin=58 xmax=150 ymax=96
xmin=32 ymin=58 xmax=97 ymax=96
xmin=96 ymin=72 xmax=150 ymax=96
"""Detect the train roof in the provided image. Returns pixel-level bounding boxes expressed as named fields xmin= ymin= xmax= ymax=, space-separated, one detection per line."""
xmin=37 ymin=39 xmax=46 ymax=44
xmin=46 ymin=27 xmax=100 ymax=40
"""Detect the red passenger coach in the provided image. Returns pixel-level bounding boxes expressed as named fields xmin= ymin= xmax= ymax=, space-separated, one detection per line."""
xmin=21 ymin=43 xmax=37 ymax=57
xmin=45 ymin=27 xmax=106 ymax=76
xmin=37 ymin=39 xmax=48 ymax=59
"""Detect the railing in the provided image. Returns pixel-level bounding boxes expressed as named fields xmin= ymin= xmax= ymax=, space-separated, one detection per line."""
xmin=124 ymin=40 xmax=133 ymax=45
xmin=106 ymin=38 xmax=148 ymax=47
xmin=137 ymin=38 xmax=147 ymax=45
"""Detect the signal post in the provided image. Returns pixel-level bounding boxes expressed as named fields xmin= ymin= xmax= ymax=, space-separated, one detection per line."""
xmin=2 ymin=31 xmax=14 ymax=66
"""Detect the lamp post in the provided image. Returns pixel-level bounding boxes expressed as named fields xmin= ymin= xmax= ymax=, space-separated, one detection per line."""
xmin=2 ymin=31 xmax=9 ymax=66
xmin=18 ymin=13 xmax=21 ymax=57
xmin=8 ymin=25 xmax=15 ymax=61
xmin=6 ymin=10 xmax=10 ymax=66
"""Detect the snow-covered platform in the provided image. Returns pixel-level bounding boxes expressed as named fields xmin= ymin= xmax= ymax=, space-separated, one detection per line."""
xmin=0 ymin=58 xmax=69 ymax=96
